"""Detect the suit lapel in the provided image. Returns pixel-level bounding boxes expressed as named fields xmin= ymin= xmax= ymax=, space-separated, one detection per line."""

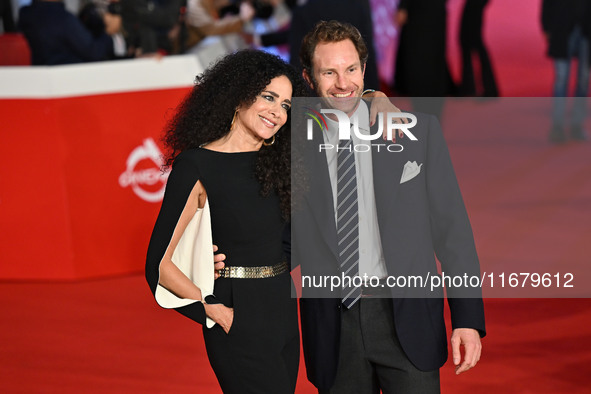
xmin=372 ymin=138 xmax=409 ymax=234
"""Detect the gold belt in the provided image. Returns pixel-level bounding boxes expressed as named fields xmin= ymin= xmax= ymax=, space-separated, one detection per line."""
xmin=218 ymin=262 xmax=289 ymax=279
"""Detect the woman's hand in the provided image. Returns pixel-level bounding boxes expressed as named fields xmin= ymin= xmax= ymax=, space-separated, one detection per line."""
xmin=213 ymin=244 xmax=226 ymax=279
xmin=364 ymin=91 xmax=408 ymax=142
xmin=204 ymin=303 xmax=234 ymax=334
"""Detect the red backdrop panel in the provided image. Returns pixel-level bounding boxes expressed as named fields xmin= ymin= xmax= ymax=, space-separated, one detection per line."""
xmin=0 ymin=88 xmax=191 ymax=279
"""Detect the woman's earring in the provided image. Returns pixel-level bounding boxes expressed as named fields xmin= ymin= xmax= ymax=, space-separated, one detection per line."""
xmin=263 ymin=135 xmax=276 ymax=146
xmin=230 ymin=110 xmax=238 ymax=130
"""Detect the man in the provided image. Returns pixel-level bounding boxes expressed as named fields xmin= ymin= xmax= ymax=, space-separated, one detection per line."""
xmin=289 ymin=0 xmax=380 ymax=90
xmin=292 ymin=20 xmax=485 ymax=393
xmin=18 ymin=0 xmax=116 ymax=65
xmin=542 ymin=0 xmax=591 ymax=142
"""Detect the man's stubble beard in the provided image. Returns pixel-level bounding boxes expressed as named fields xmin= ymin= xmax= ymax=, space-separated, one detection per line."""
xmin=311 ymin=76 xmax=364 ymax=117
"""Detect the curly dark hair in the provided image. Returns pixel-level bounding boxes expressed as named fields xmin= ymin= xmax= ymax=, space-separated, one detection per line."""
xmin=163 ymin=49 xmax=309 ymax=219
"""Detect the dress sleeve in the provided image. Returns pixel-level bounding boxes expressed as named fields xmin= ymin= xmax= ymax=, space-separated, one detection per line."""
xmin=145 ymin=151 xmax=213 ymax=326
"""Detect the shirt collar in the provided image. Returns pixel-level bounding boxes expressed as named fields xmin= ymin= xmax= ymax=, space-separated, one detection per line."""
xmin=324 ymin=100 xmax=370 ymax=142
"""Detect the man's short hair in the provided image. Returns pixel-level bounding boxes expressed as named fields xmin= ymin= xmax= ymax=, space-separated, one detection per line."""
xmin=299 ymin=20 xmax=369 ymax=78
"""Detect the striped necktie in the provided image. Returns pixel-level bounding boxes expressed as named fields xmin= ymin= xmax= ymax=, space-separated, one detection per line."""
xmin=337 ymin=137 xmax=361 ymax=308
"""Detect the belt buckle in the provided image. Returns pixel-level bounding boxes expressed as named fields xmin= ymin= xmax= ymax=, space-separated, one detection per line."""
xmin=219 ymin=262 xmax=287 ymax=279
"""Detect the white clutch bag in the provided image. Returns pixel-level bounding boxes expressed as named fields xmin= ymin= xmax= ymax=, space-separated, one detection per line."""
xmin=155 ymin=199 xmax=216 ymax=328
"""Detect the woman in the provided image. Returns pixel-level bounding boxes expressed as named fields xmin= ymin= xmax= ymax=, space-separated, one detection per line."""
xmin=145 ymin=49 xmax=308 ymax=393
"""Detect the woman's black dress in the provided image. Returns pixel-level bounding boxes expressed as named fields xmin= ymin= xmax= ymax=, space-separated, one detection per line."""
xmin=146 ymin=148 xmax=299 ymax=393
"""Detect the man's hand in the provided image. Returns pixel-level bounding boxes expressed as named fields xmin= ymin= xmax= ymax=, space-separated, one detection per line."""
xmin=364 ymin=91 xmax=407 ymax=142
xmin=451 ymin=328 xmax=482 ymax=375
xmin=213 ymin=244 xmax=226 ymax=279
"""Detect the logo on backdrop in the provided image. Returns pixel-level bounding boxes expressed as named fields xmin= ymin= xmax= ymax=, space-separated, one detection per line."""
xmin=119 ymin=138 xmax=168 ymax=203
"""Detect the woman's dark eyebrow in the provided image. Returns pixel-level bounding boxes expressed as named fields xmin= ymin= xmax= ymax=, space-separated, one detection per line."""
xmin=263 ymin=90 xmax=291 ymax=105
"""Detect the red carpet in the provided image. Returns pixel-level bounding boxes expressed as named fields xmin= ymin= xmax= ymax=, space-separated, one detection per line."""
xmin=2 ymin=278 xmax=591 ymax=393
xmin=2 ymin=0 xmax=591 ymax=392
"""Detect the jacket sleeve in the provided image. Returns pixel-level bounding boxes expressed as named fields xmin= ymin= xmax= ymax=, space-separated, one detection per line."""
xmin=145 ymin=151 xmax=210 ymax=325
xmin=65 ymin=14 xmax=113 ymax=62
xmin=424 ymin=115 xmax=486 ymax=337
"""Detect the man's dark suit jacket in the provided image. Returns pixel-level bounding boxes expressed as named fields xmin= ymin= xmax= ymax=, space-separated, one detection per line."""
xmin=18 ymin=0 xmax=113 ymax=65
xmin=291 ymin=111 xmax=486 ymax=390
xmin=288 ymin=0 xmax=380 ymax=90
